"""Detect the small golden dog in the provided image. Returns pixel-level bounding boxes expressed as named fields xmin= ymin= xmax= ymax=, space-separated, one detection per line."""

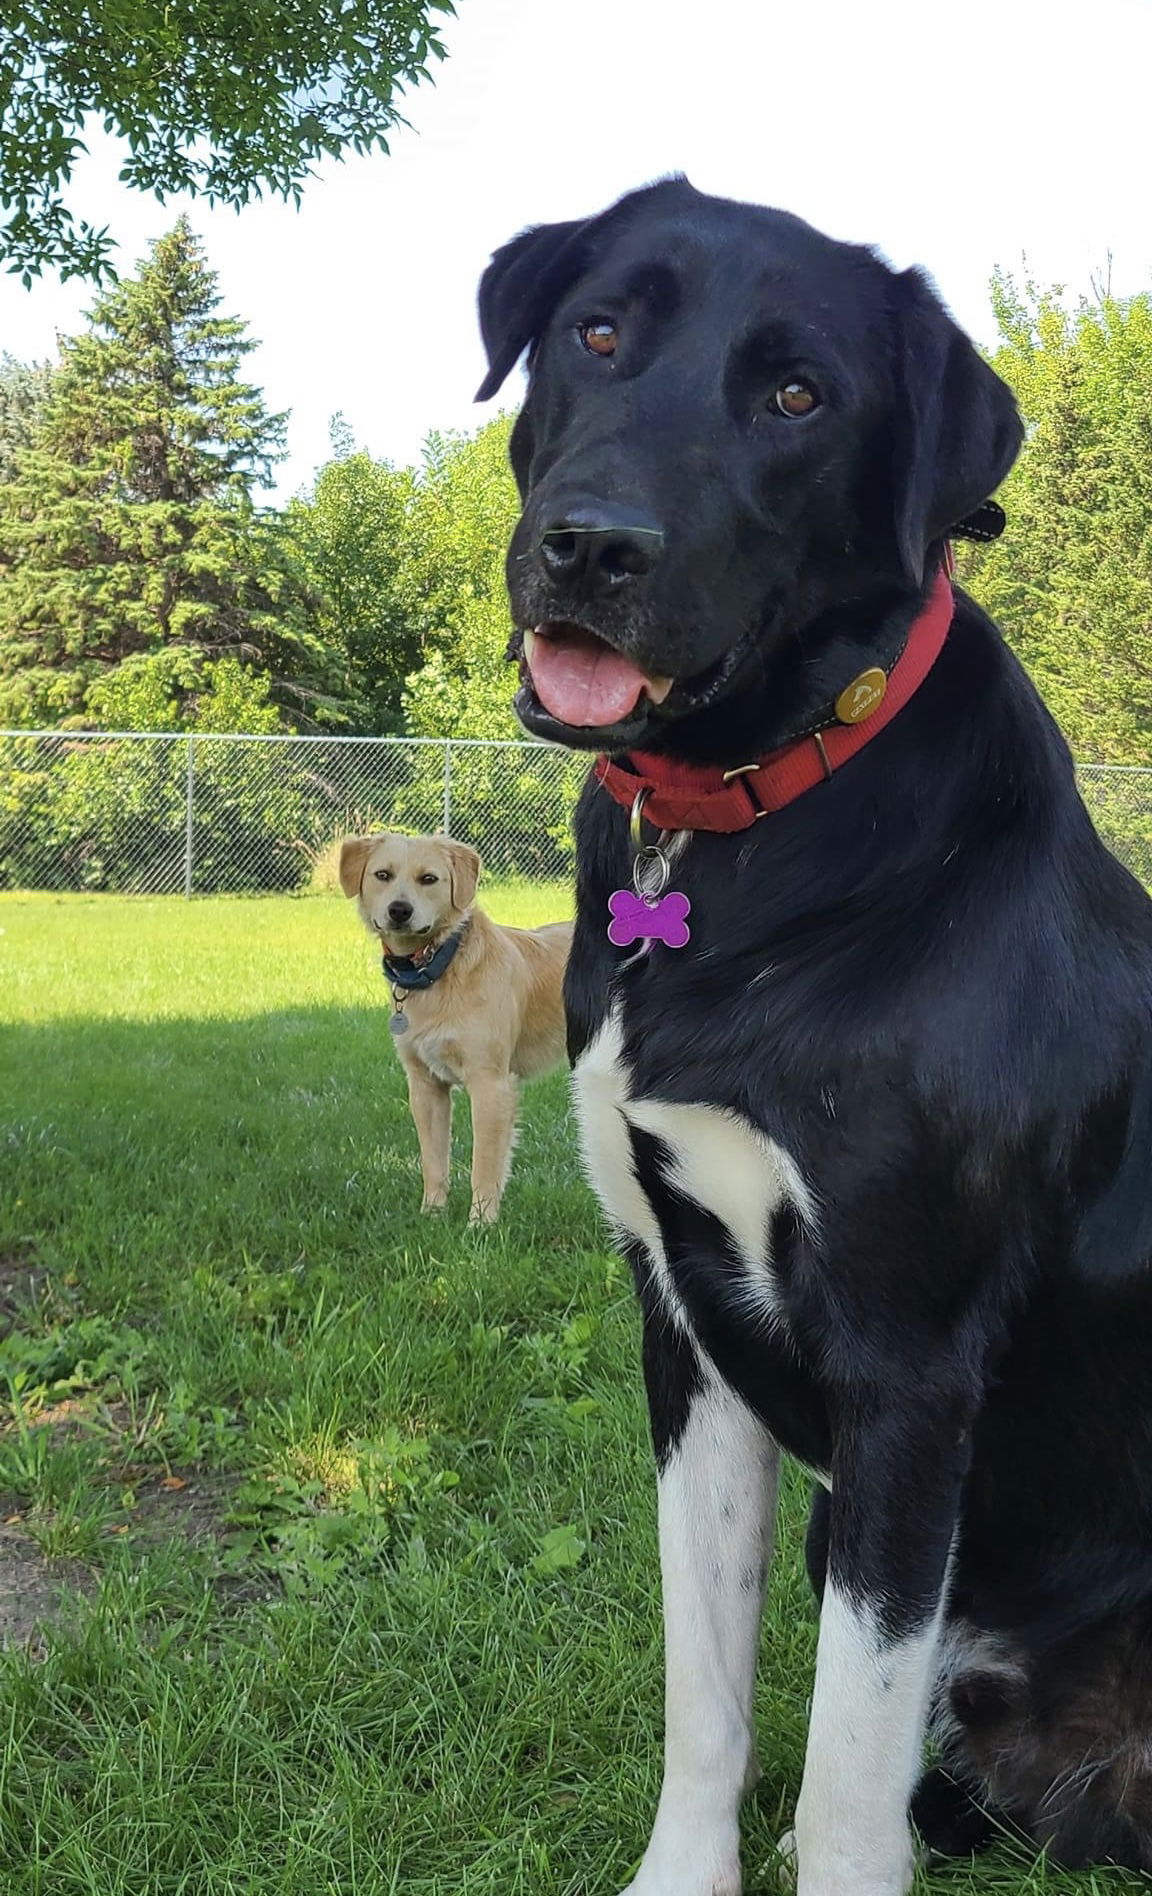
xmin=339 ymin=832 xmax=573 ymax=1223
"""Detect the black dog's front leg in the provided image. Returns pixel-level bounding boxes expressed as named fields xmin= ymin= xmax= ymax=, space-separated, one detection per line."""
xmin=806 ymin=1486 xmax=1000 ymax=1862
xmin=563 ymin=912 xmax=615 ymax=1064
xmin=791 ymin=1385 xmax=975 ymax=1896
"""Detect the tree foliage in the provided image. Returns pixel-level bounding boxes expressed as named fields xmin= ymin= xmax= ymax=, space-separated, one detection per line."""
xmin=960 ymin=274 xmax=1152 ymax=764
xmin=0 ymin=218 xmax=336 ymax=729
xmin=397 ymin=418 xmax=522 ymax=741
xmin=0 ymin=352 xmax=54 ymax=482
xmin=284 ymin=414 xmax=521 ymax=740
xmin=0 ymin=0 xmax=455 ymax=282
xmin=285 ymin=425 xmax=417 ymax=732
xmin=387 ymin=418 xmax=589 ymax=867
xmin=4 ymin=227 xmax=1151 ymax=791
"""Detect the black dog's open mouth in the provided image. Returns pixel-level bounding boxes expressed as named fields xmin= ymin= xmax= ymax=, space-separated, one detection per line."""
xmin=524 ymin=623 xmax=673 ymax=726
xmin=511 ymin=620 xmax=755 ymax=748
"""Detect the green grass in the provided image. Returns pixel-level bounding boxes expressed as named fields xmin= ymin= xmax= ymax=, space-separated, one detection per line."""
xmin=0 ymin=891 xmax=1137 ymax=1893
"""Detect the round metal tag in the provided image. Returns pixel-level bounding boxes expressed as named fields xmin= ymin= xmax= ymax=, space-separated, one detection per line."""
xmin=389 ymin=1011 xmax=409 ymax=1036
xmin=835 ymin=667 xmax=887 ymax=725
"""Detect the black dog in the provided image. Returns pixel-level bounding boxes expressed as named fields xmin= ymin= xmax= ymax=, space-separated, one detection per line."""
xmin=476 ymin=178 xmax=1152 ymax=1896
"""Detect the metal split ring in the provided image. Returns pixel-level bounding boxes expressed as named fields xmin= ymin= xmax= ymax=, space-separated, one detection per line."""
xmin=629 ymin=786 xmax=652 ymax=853
xmin=633 ymin=845 xmax=671 ymax=901
xmin=628 ymin=786 xmax=674 ymax=900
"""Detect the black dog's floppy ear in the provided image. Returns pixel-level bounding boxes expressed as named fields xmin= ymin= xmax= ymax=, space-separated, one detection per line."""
xmin=892 ymin=269 xmax=1024 ymax=584
xmin=475 ymin=217 xmax=591 ymax=402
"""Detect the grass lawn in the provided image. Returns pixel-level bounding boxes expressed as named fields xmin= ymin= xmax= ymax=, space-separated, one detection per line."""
xmin=0 ymin=890 xmax=1133 ymax=1893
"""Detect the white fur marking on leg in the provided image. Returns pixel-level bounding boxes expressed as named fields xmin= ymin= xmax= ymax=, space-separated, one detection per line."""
xmin=794 ymin=1583 xmax=942 ymax=1896
xmin=621 ymin=1376 xmax=780 ymax=1896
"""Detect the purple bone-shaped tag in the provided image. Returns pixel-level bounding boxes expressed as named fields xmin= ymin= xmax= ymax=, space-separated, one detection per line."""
xmin=607 ymin=887 xmax=691 ymax=949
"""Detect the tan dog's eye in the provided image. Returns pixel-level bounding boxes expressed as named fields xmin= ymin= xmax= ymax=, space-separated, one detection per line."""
xmin=418 ymin=873 xmax=439 ymax=886
xmin=578 ymin=320 xmax=618 ymax=358
xmin=374 ymin=868 xmax=393 ymax=882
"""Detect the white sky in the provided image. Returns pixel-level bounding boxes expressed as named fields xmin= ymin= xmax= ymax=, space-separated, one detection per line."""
xmin=2 ymin=0 xmax=1150 ymax=501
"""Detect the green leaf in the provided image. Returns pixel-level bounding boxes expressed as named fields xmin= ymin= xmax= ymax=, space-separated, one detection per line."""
xmin=1 ymin=2 xmax=456 ymax=279
xmin=530 ymin=1524 xmax=588 ymax=1575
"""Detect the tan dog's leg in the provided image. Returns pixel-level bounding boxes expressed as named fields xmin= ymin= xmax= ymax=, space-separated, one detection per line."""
xmin=465 ymin=1073 xmax=519 ymax=1224
xmin=405 ymin=1061 xmax=453 ymax=1211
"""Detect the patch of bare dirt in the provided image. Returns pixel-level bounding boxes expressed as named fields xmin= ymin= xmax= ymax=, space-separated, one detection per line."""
xmin=0 ymin=1522 xmax=92 ymax=1655
xmin=126 ymin=1470 xmax=237 ymax=1545
xmin=0 ymin=1471 xmax=247 ymax=1649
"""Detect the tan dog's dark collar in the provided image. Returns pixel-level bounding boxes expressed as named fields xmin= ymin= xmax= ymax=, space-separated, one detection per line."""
xmin=383 ymin=919 xmax=470 ymax=991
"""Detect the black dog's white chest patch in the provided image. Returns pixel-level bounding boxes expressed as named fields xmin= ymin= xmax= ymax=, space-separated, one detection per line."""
xmin=572 ymin=1009 xmax=815 ymax=1338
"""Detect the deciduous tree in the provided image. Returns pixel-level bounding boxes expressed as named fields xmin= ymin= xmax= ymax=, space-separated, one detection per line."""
xmin=1 ymin=0 xmax=455 ymax=282
xmin=399 ymin=417 xmax=522 ymax=740
xmin=960 ymin=274 xmax=1152 ymax=764
xmin=286 ymin=425 xmax=417 ymax=732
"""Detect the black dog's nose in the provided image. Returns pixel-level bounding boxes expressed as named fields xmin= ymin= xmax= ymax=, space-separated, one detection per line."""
xmin=388 ymin=899 xmax=414 ymax=927
xmin=539 ymin=504 xmax=664 ymax=596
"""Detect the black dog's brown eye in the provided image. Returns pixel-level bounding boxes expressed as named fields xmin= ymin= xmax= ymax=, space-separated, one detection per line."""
xmin=579 ymin=320 xmax=618 ymax=357
xmin=374 ymin=868 xmax=392 ymax=882
xmin=772 ymin=379 xmax=820 ymax=418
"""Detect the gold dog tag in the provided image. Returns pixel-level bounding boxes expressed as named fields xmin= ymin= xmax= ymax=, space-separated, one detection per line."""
xmin=834 ymin=667 xmax=887 ymax=725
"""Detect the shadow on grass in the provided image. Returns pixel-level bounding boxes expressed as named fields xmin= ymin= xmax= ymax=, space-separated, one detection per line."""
xmin=0 ymin=1012 xmax=1098 ymax=1895
xmin=0 ymin=1003 xmax=589 ymax=1276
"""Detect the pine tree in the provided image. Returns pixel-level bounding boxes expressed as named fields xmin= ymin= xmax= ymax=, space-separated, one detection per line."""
xmin=0 ymin=219 xmax=336 ymax=730
xmin=0 ymin=354 xmax=54 ymax=484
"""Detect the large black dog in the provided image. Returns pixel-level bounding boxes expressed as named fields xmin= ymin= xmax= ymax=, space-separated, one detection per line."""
xmin=476 ymin=179 xmax=1152 ymax=1896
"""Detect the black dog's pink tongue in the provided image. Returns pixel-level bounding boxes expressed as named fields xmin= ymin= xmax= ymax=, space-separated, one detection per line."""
xmin=526 ymin=624 xmax=652 ymax=728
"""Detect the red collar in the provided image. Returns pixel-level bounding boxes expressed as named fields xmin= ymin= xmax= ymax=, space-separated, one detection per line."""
xmin=594 ymin=565 xmax=955 ymax=835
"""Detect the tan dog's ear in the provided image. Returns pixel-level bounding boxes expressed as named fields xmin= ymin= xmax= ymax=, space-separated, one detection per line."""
xmin=442 ymin=840 xmax=481 ymax=911
xmin=338 ymin=837 xmax=374 ymax=899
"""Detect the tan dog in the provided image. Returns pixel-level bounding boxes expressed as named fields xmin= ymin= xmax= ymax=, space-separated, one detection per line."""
xmin=339 ymin=832 xmax=573 ymax=1223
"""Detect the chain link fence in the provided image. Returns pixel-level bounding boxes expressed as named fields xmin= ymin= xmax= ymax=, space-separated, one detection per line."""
xmin=0 ymin=730 xmax=592 ymax=896
xmin=0 ymin=730 xmax=1149 ymax=897
xmin=1077 ymin=765 xmax=1152 ymax=892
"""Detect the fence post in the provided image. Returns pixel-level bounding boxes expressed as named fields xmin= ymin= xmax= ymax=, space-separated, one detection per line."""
xmin=183 ymin=735 xmax=196 ymax=898
xmin=441 ymin=740 xmax=452 ymax=836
